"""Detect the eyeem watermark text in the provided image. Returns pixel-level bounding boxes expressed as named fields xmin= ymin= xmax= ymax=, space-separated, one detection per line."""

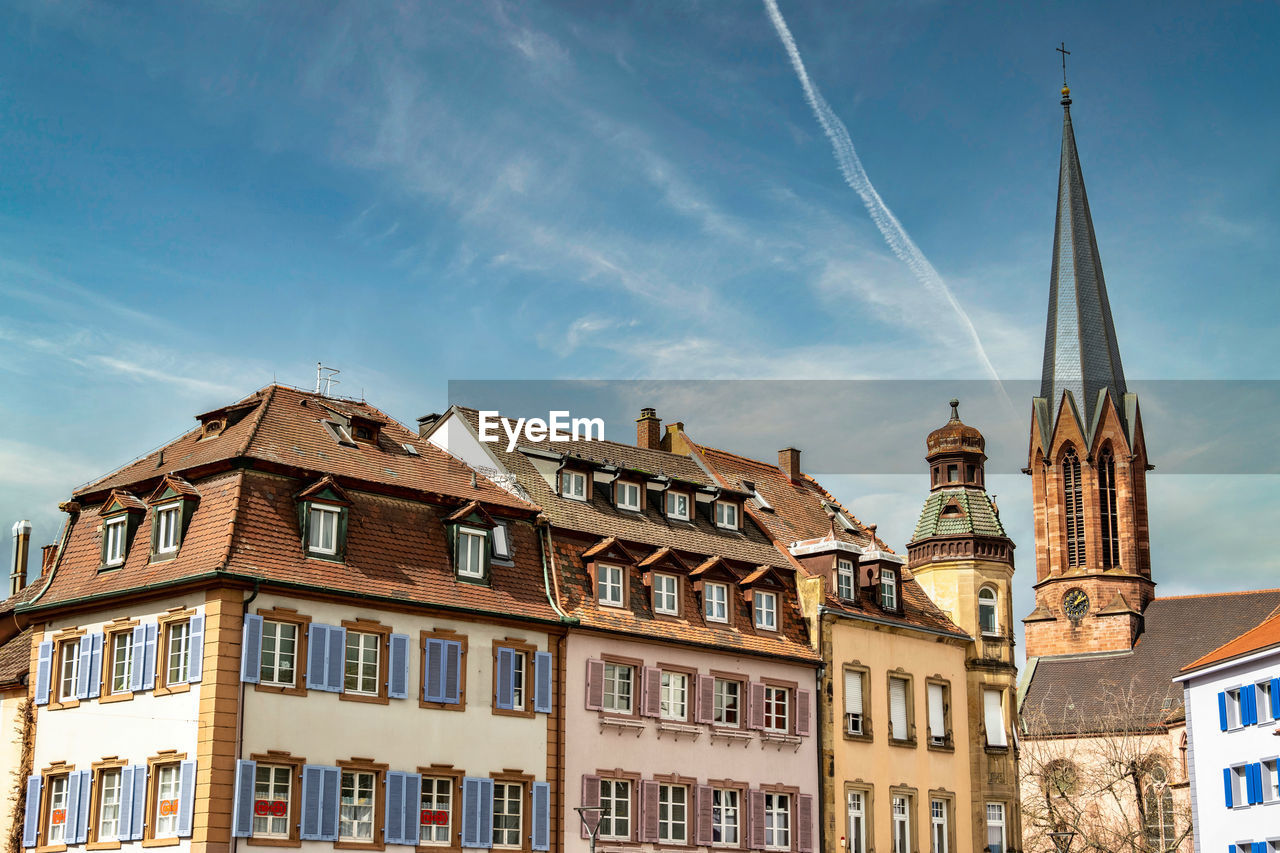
xmin=478 ymin=411 xmax=605 ymax=452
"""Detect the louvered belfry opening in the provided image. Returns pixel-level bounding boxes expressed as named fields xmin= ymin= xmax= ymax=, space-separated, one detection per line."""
xmin=1062 ymin=448 xmax=1085 ymax=568
xmin=1098 ymin=448 xmax=1120 ymax=569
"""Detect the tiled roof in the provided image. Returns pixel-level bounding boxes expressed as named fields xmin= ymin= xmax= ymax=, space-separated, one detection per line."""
xmin=0 ymin=628 xmax=32 ymax=687
xmin=1022 ymin=589 xmax=1280 ymax=735
xmin=910 ymin=488 xmax=1008 ymax=540
xmin=1181 ymin=605 xmax=1280 ymax=673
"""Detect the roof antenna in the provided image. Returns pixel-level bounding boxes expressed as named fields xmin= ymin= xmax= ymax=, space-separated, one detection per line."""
xmin=315 ymin=363 xmax=341 ymax=397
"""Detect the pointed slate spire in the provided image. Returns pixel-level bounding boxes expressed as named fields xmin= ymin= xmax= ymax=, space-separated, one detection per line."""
xmin=1038 ymin=85 xmax=1128 ymax=437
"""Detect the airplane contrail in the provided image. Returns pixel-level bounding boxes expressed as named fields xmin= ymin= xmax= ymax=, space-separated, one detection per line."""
xmin=763 ymin=0 xmax=1007 ymax=392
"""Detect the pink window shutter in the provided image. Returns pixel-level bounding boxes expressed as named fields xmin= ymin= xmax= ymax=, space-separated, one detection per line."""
xmin=585 ymin=659 xmax=605 ymax=711
xmin=796 ymin=795 xmax=814 ymax=853
xmin=795 ymin=689 xmax=812 ymax=736
xmin=641 ymin=781 xmax=660 ymax=843
xmin=580 ymin=775 xmax=601 ymax=839
xmin=749 ymin=681 xmax=766 ymax=730
xmin=643 ymin=667 xmax=662 ymax=717
xmin=696 ymin=675 xmax=715 ymax=724
xmin=748 ymin=789 xmax=766 ymax=850
xmin=694 ymin=786 xmax=714 ymax=847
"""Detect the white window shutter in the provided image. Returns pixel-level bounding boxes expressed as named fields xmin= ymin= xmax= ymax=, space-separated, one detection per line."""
xmin=888 ymin=678 xmax=908 ymax=740
xmin=984 ymin=689 xmax=1007 ymax=747
xmin=844 ymin=671 xmax=863 ymax=715
xmin=927 ymin=683 xmax=946 ymax=740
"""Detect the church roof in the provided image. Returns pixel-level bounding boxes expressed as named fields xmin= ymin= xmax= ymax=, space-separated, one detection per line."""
xmin=910 ymin=487 xmax=1007 ymax=540
xmin=1037 ymin=87 xmax=1130 ymax=441
xmin=1021 ymin=588 xmax=1280 ymax=735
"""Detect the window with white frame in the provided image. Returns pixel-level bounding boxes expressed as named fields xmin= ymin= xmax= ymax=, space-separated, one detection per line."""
xmin=603 ymin=662 xmax=634 ymax=713
xmin=598 ymin=564 xmax=625 ymax=607
xmin=653 ymin=573 xmax=679 ymax=615
xmin=96 ymin=768 xmax=123 ymax=842
xmin=46 ymin=774 xmax=69 ymax=844
xmin=253 ymin=765 xmax=292 ymax=838
xmin=844 ymin=669 xmax=865 ymax=735
xmin=711 ymin=789 xmax=739 ymax=846
xmin=420 ymin=777 xmax=453 ymax=845
xmin=561 ymin=470 xmax=587 ymax=500
xmin=165 ymin=619 xmax=191 ymax=685
xmin=754 ymin=591 xmax=778 ymax=630
xmin=713 ymin=678 xmax=741 ymax=727
xmin=154 ymin=763 xmax=182 ymax=838
xmin=660 ymin=671 xmax=688 ymax=721
xmin=455 ymin=527 xmax=487 ymax=579
xmin=56 ymin=638 xmax=80 ymax=703
xmin=259 ymin=620 xmax=298 ymax=687
xmin=344 ymin=631 xmax=380 ymax=695
xmin=846 ymin=790 xmax=866 ymax=853
xmin=598 ymin=779 xmax=631 ymax=841
xmin=984 ymin=803 xmax=1006 ymax=853
xmin=764 ymin=793 xmax=790 ymax=851
xmin=492 ymin=782 xmax=522 ymax=848
xmin=615 ymin=481 xmax=641 ymax=511
xmin=978 ymin=586 xmax=999 ymax=636
xmin=1263 ymin=758 xmax=1280 ymax=803
xmin=704 ymin=582 xmax=729 ymax=623
xmin=1225 ymin=686 xmax=1243 ymax=728
xmin=156 ymin=503 xmax=181 ymax=554
xmin=763 ymin=686 xmax=789 ymax=732
xmin=715 ymin=501 xmax=739 ymax=530
xmin=666 ymin=492 xmax=690 ymax=520
xmin=880 ymin=569 xmax=898 ymax=610
xmin=984 ymin=689 xmax=1008 ymax=747
xmin=1229 ymin=764 xmax=1248 ymax=807
xmin=105 ymin=518 xmax=128 ymax=566
xmin=308 ymin=505 xmax=340 ymax=555
xmin=339 ymin=770 xmax=376 ymax=842
xmin=930 ymin=799 xmax=948 ymax=853
xmin=1258 ymin=680 xmax=1276 ymax=723
xmin=509 ymin=650 xmax=527 ymax=710
xmin=658 ymin=785 xmax=687 ymax=844
xmin=836 ymin=559 xmax=856 ymax=601
xmin=108 ymin=631 xmax=133 ymax=695
xmin=891 ymin=795 xmax=911 ymax=853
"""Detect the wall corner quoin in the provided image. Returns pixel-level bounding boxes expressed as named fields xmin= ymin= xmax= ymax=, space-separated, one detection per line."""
xmin=193 ymin=586 xmax=245 ymax=849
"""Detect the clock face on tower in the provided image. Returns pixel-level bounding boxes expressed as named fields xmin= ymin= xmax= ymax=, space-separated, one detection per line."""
xmin=1063 ymin=588 xmax=1090 ymax=621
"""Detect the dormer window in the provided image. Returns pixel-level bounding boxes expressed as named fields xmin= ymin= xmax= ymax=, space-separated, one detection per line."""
xmin=444 ymin=500 xmax=498 ymax=583
xmin=880 ymin=568 xmax=899 ymax=611
xmin=296 ymin=476 xmax=351 ymax=563
xmin=836 ymin=559 xmax=856 ymax=601
xmin=455 ymin=527 xmax=488 ymax=579
xmin=753 ymin=591 xmax=778 ymax=631
xmin=104 ymin=517 xmax=128 ymax=566
xmin=704 ymin=582 xmax=729 ymax=623
xmin=147 ymin=475 xmax=200 ymax=562
xmin=155 ymin=503 xmax=182 ymax=554
xmin=653 ymin=573 xmax=679 ymax=615
xmin=560 ymin=470 xmax=587 ymax=501
xmin=307 ymin=505 xmax=342 ymax=556
xmin=598 ymin=564 xmax=625 ymax=607
xmin=715 ymin=501 xmax=740 ymax=530
xmin=98 ymin=490 xmax=146 ymax=570
xmin=615 ymin=481 xmax=641 ymax=512
xmin=665 ymin=491 xmax=690 ymax=521
xmin=353 ymin=424 xmax=374 ymax=441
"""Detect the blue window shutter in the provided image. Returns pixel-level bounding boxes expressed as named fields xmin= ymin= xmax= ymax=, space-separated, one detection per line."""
xmin=444 ymin=641 xmax=462 ymax=705
xmin=117 ymin=767 xmax=135 ymax=841
xmin=64 ymin=770 xmax=84 ymax=845
xmin=1245 ymin=684 xmax=1257 ymax=725
xmin=301 ymin=765 xmax=327 ymax=840
xmin=305 ymin=624 xmax=327 ymax=691
xmin=142 ymin=622 xmax=158 ymax=689
xmin=76 ymin=769 xmax=93 ymax=843
xmin=424 ymin=639 xmax=442 ymax=703
xmin=129 ymin=626 xmax=147 ymax=692
xmin=479 ymin=778 xmax=494 ymax=847
xmin=232 ymin=760 xmax=256 ymax=838
xmin=76 ymin=638 xmax=94 ymax=699
xmin=534 ymin=652 xmax=553 ymax=714
xmin=495 ymin=648 xmax=514 ymax=711
xmin=388 ymin=634 xmax=410 ymax=700
xmin=187 ymin=614 xmax=205 ymax=683
xmin=87 ymin=632 xmax=103 ymax=699
xmin=322 ymin=766 xmax=341 ymax=841
xmin=1224 ymin=767 xmax=1234 ymax=808
xmin=241 ymin=615 xmax=263 ymax=684
xmin=403 ymin=774 xmax=422 ymax=846
xmin=34 ymin=641 xmax=52 ymax=706
xmin=1273 ymin=678 xmax=1280 ymax=714
xmin=1219 ymin=691 xmax=1228 ymax=730
xmin=531 ymin=782 xmax=550 ymax=851
xmin=326 ymin=626 xmax=346 ymax=693
xmin=462 ymin=777 xmax=495 ymax=848
xmin=177 ymin=760 xmax=197 ymax=837
xmin=385 ymin=772 xmax=407 ymax=845
xmin=129 ymin=763 xmax=147 ymax=840
xmin=22 ymin=775 xmax=42 ymax=848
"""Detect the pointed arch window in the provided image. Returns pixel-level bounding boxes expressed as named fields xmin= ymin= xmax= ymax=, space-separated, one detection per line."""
xmin=1062 ymin=448 xmax=1085 ymax=568
xmin=1098 ymin=449 xmax=1120 ymax=569
xmin=1142 ymin=763 xmax=1175 ymax=851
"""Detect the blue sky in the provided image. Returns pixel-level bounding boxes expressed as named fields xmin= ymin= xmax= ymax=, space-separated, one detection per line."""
xmin=2 ymin=1 xmax=1278 ymax=643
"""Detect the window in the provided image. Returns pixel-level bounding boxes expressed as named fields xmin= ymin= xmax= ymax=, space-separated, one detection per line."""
xmin=456 ymin=527 xmax=487 ymax=579
xmin=561 ymin=470 xmax=587 ymax=500
xmin=1263 ymin=758 xmax=1280 ymax=804
xmin=96 ymin=768 xmax=123 ymax=842
xmin=1099 ymin=449 xmax=1120 ymax=568
xmin=713 ymin=678 xmax=742 ymax=727
xmin=984 ymin=689 xmax=1008 ymax=747
xmin=615 ymin=482 xmax=641 ymax=511
xmin=492 ymin=782 xmax=522 ymax=848
xmin=55 ymin=638 xmax=80 ymax=704
xmin=836 ymin=559 xmax=856 ymax=601
xmin=946 ymin=464 xmax=958 ymax=483
xmin=1226 ymin=687 xmax=1243 ymax=729
xmin=704 ymin=582 xmax=729 ymax=623
xmin=339 ymin=770 xmax=376 ymax=842
xmin=1258 ymin=680 xmax=1275 ymax=723
xmin=930 ymin=799 xmax=948 ymax=853
xmin=1063 ymin=448 xmax=1085 ymax=568
xmin=764 ymin=793 xmax=790 ymax=850
xmin=598 ymin=564 xmax=625 ymax=608
xmin=763 ymin=686 xmax=790 ymax=733
xmin=154 ymin=763 xmax=182 ymax=838
xmin=711 ymin=789 xmax=739 ymax=846
xmin=658 ymin=785 xmax=687 ymax=844
xmin=308 ymin=505 xmax=340 ymax=555
xmin=845 ymin=670 xmax=865 ymax=736
xmin=105 ymin=519 xmax=128 ymax=566
xmin=754 ymin=591 xmax=778 ymax=631
xmin=715 ymin=502 xmax=739 ymax=530
xmin=165 ymin=620 xmax=191 ymax=685
xmin=253 ymin=765 xmax=292 ymax=838
xmin=603 ymin=663 xmax=634 ymax=714
xmin=260 ymin=620 xmax=298 ymax=687
xmin=927 ymin=682 xmax=948 ymax=746
xmin=880 ymin=569 xmax=898 ymax=611
xmin=508 ymin=650 xmax=527 ymax=711
xmin=892 ymin=795 xmax=910 ymax=853
xmin=660 ymin=672 xmax=688 ymax=721
xmin=846 ymin=791 xmax=866 ymax=853
xmin=985 ymin=803 xmax=1005 ymax=853
xmin=1229 ymin=764 xmax=1248 ymax=808
xmin=420 ymin=777 xmax=453 ymax=845
xmin=47 ymin=773 xmax=69 ymax=844
xmin=1142 ymin=766 xmax=1176 ymax=849
xmin=345 ymin=631 xmax=380 ymax=695
xmin=108 ymin=631 xmax=133 ymax=696
xmin=492 ymin=523 xmax=513 ymax=560
xmin=653 ymin=574 xmax=679 ymax=616
xmin=978 ymin=587 xmax=999 ymax=636
xmin=888 ymin=677 xmax=910 ymax=742
xmin=599 ymin=779 xmax=631 ymax=841
xmin=155 ymin=503 xmax=181 ymax=554
xmin=666 ymin=492 xmax=690 ymax=520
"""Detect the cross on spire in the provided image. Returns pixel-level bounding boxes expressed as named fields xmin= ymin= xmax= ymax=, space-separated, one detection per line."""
xmin=1056 ymin=42 xmax=1071 ymax=86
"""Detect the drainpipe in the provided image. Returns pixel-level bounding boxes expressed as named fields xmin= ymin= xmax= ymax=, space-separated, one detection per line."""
xmin=536 ymin=517 xmax=572 ymax=623
xmin=232 ymin=578 xmax=260 ymax=853
xmin=815 ymin=657 xmax=827 ymax=853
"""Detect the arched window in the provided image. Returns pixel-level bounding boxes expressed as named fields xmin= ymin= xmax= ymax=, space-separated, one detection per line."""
xmin=1143 ymin=763 xmax=1176 ymax=851
xmin=1098 ymin=448 xmax=1120 ymax=568
xmin=1062 ymin=447 xmax=1085 ymax=568
xmin=978 ymin=586 xmax=999 ymax=636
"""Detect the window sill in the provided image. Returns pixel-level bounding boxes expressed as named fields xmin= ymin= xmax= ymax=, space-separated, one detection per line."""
xmin=887 ymin=737 xmax=918 ymax=750
xmin=246 ymin=837 xmax=302 ymax=848
xmin=599 ymin=716 xmax=647 ymax=736
xmin=492 ymin=705 xmax=536 ymax=719
xmin=98 ymin=691 xmax=134 ymax=705
xmin=87 ymin=841 xmax=122 ymax=850
xmin=334 ymin=841 xmax=383 ymax=851
xmin=927 ymin=741 xmax=955 ymax=753
xmin=709 ymin=728 xmax=754 ymax=746
xmin=843 ymin=731 xmax=873 ymax=743
xmin=255 ymin=683 xmax=308 ymax=698
xmin=154 ymin=682 xmax=191 ymax=697
xmin=141 ymin=838 xmax=181 ymax=848
xmin=984 ymin=745 xmax=1010 ymax=755
xmin=655 ymin=721 xmax=701 ymax=740
xmin=340 ymin=691 xmax=390 ymax=706
xmin=47 ymin=698 xmax=80 ymax=710
xmin=759 ymin=731 xmax=802 ymax=750
xmin=35 ymin=844 xmax=68 ymax=853
xmin=149 ymin=551 xmax=179 ymax=564
xmin=420 ymin=699 xmax=466 ymax=712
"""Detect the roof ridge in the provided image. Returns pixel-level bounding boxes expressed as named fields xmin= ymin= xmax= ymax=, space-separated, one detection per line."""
xmin=235 ymin=384 xmax=277 ymax=458
xmin=693 ymin=444 xmax=785 ymax=474
xmin=1154 ymin=587 xmax=1280 ymax=602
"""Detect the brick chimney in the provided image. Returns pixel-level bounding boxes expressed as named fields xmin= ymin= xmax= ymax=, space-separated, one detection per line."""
xmin=636 ymin=408 xmax=662 ymax=450
xmin=779 ymin=447 xmax=802 ymax=482
xmin=41 ymin=544 xmax=58 ymax=577
xmin=9 ymin=519 xmax=31 ymax=597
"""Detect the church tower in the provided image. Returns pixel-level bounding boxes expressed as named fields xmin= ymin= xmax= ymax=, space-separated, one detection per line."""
xmin=1022 ymin=84 xmax=1154 ymax=659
